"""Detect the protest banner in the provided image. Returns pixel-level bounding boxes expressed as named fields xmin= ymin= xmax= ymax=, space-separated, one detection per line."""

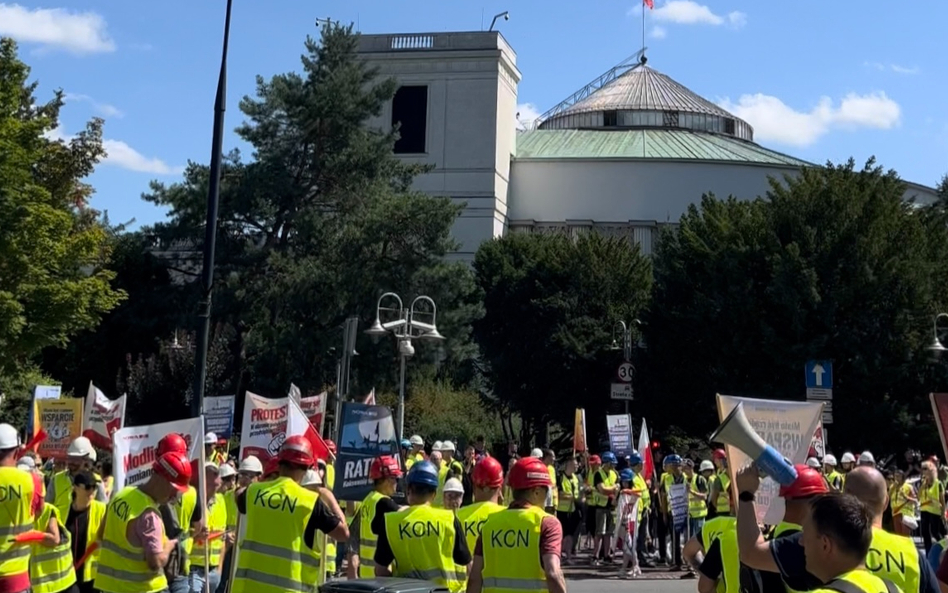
xmin=333 ymin=402 xmax=397 ymax=501
xmin=606 ymin=413 xmax=634 ymax=457
xmin=82 ymin=383 xmax=126 ymax=449
xmin=637 ymin=419 xmax=654 ymax=481
xmin=112 ymin=417 xmax=204 ymax=489
xmin=573 ymin=408 xmax=587 ymax=453
xmin=36 ymin=398 xmax=83 ymax=459
xmin=239 ymin=392 xmax=289 ymax=462
xmin=669 ymin=482 xmax=688 ymax=533
xmin=299 ymin=392 xmax=327 ymax=435
xmin=205 ymin=395 xmax=236 ymax=439
xmin=809 ymin=424 xmax=825 ymax=459
xmin=716 ymin=394 xmax=823 ymax=525
xmin=28 ymin=385 xmax=62 ymax=440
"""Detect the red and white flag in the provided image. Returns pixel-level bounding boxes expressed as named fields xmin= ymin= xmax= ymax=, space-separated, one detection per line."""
xmin=299 ymin=392 xmax=327 ymax=435
xmin=637 ymin=418 xmax=655 ymax=482
xmin=363 ymin=389 xmax=376 ymax=405
xmin=82 ymin=383 xmax=126 ymax=450
xmin=288 ymin=397 xmax=332 ymax=462
xmin=643 ymin=0 xmax=654 ymax=9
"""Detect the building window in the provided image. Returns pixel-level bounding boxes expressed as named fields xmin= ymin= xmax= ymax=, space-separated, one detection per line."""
xmin=392 ymin=86 xmax=428 ymax=154
xmin=603 ymin=110 xmax=618 ymax=127
xmin=724 ymin=117 xmax=736 ymax=135
xmin=662 ymin=110 xmax=680 ymax=127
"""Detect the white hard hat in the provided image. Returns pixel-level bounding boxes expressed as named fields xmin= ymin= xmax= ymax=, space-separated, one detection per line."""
xmin=239 ymin=455 xmax=263 ymax=474
xmin=806 ymin=457 xmax=820 ymax=469
xmin=16 ymin=456 xmax=36 ymax=471
xmin=432 ymin=441 xmax=443 ymax=452
xmin=67 ymin=436 xmax=95 ymax=460
xmin=443 ymin=478 xmax=464 ymax=494
xmin=301 ymin=468 xmax=322 ymax=487
xmin=823 ymin=454 xmax=838 ymax=466
xmin=0 ymin=423 xmax=19 ymax=449
xmin=205 ymin=461 xmax=220 ymax=473
xmin=442 ymin=440 xmax=456 ymax=452
xmin=530 ymin=448 xmax=543 ymax=459
xmin=219 ymin=463 xmax=237 ymax=478
xmin=410 ymin=435 xmax=424 ymax=446
xmin=204 ymin=432 xmax=218 ymax=445
xmin=841 ymin=452 xmax=856 ymax=464
xmin=699 ymin=460 xmax=715 ymax=472
xmin=858 ymin=451 xmax=875 ymax=465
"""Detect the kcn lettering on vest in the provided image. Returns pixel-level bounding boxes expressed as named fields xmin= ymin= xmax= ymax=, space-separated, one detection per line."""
xmin=464 ymin=519 xmax=488 ymax=539
xmin=398 ymin=520 xmax=442 ymax=539
xmin=252 ymin=489 xmax=298 ymax=513
xmin=489 ymin=528 xmax=530 ymax=548
xmin=866 ymin=547 xmax=905 ymax=575
xmin=111 ymin=498 xmax=130 ymax=522
xmin=0 ymin=484 xmax=22 ymax=502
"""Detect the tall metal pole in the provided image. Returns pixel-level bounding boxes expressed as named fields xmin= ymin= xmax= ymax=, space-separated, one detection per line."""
xmin=623 ymin=326 xmax=632 ymax=415
xmin=397 ymin=354 xmax=407 ymax=445
xmin=191 ymin=0 xmax=233 ymax=419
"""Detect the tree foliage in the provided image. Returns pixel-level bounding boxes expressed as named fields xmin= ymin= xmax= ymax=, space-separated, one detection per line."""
xmin=473 ymin=232 xmax=652 ymax=448
xmin=646 ymin=159 xmax=942 ymax=453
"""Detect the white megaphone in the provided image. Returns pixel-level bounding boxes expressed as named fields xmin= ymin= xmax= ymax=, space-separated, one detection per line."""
xmin=710 ymin=402 xmax=798 ymax=486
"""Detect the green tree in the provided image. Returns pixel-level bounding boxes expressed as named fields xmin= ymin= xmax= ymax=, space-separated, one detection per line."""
xmin=646 ymin=159 xmax=941 ymax=453
xmin=142 ymin=24 xmax=480 ymax=402
xmin=0 ymin=38 xmax=124 ymax=422
xmin=472 ymin=232 xmax=652 ymax=448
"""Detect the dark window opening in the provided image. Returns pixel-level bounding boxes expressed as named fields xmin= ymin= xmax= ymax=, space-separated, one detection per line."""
xmin=603 ymin=110 xmax=618 ymax=127
xmin=392 ymin=86 xmax=428 ymax=154
xmin=724 ymin=118 xmax=736 ymax=135
xmin=663 ymin=110 xmax=680 ymax=127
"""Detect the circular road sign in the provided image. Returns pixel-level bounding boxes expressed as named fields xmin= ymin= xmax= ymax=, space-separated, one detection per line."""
xmin=617 ymin=362 xmax=635 ymax=383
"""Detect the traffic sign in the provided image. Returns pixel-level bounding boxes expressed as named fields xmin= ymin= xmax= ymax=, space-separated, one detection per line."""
xmin=611 ymin=383 xmax=633 ymax=401
xmin=806 ymin=388 xmax=832 ymax=401
xmin=822 ymin=410 xmax=833 ymax=425
xmin=805 ymin=360 xmax=833 ymax=389
xmin=616 ymin=362 xmax=635 ymax=383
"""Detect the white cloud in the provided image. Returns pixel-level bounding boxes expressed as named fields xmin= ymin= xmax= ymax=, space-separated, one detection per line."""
xmin=863 ymin=61 xmax=919 ymax=75
xmin=516 ymin=102 xmax=542 ymax=130
xmin=650 ymin=26 xmax=668 ymax=39
xmin=717 ymin=92 xmax=901 ymax=147
xmin=46 ymin=125 xmax=183 ymax=175
xmin=0 ymin=3 xmax=114 ymax=54
xmin=64 ymin=94 xmax=123 ymax=119
xmin=651 ymin=1 xmax=746 ymax=28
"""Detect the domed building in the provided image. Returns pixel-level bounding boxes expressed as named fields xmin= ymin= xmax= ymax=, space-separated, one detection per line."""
xmin=357 ymin=31 xmax=937 ymax=261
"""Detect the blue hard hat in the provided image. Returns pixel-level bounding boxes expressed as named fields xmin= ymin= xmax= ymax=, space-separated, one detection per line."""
xmin=664 ymin=454 xmax=682 ymax=466
xmin=406 ymin=460 xmax=440 ymax=487
xmin=619 ymin=468 xmax=634 ymax=482
xmin=601 ymin=451 xmax=617 ymax=465
xmin=628 ymin=452 xmax=643 ymax=466
xmin=400 ymin=439 xmax=411 ymax=449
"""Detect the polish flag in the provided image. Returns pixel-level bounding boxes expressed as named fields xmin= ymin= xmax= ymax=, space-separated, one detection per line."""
xmin=643 ymin=0 xmax=654 ymax=8
xmin=287 ymin=397 xmax=331 ymax=462
xmin=637 ymin=418 xmax=655 ymax=482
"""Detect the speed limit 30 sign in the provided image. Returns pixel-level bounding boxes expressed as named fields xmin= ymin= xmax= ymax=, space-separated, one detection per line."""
xmin=616 ymin=362 xmax=635 ymax=383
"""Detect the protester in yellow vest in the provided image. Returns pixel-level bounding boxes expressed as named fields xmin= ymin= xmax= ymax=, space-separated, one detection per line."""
xmin=695 ymin=518 xmax=741 ymax=593
xmin=204 ymin=433 xmax=227 ymax=466
xmin=218 ymin=456 xmax=263 ymax=593
xmin=555 ymin=457 xmax=581 ymax=565
xmin=94 ymin=451 xmax=193 ymax=593
xmin=628 ymin=452 xmax=652 ymax=568
xmin=436 ymin=442 xmax=464 ymax=508
xmin=187 ymin=463 xmax=230 ymax=593
xmin=65 ymin=470 xmax=106 ymax=593
xmin=315 ymin=458 xmax=340 ymax=578
xmin=372 ymin=460 xmax=471 ymax=592
xmin=541 ymin=449 xmax=558 ymax=513
xmin=823 ymin=454 xmax=844 ymax=491
xmin=919 ymin=461 xmax=946 ymax=554
xmin=467 ymin=456 xmax=567 ymax=593
xmin=30 ymin=501 xmax=77 ymax=593
xmin=47 ymin=436 xmax=107 ymax=521
xmin=405 ymin=435 xmax=427 ymax=470
xmin=346 ymin=455 xmax=403 ymax=579
xmin=232 ymin=436 xmax=348 ymax=593
xmin=682 ymin=460 xmax=709 ymax=539
xmin=0 ymin=423 xmax=40 ymax=593
xmin=708 ymin=448 xmax=732 ymax=518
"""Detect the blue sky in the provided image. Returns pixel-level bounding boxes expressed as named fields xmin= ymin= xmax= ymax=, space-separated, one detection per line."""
xmin=3 ymin=0 xmax=946 ymax=227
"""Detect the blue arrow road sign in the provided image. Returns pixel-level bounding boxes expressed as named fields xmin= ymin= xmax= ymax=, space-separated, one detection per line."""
xmin=805 ymin=360 xmax=833 ymax=389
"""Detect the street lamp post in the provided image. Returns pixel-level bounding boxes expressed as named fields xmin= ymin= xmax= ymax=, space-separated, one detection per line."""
xmin=929 ymin=313 xmax=948 ymax=354
xmin=610 ymin=320 xmax=641 ymax=414
xmin=365 ymin=293 xmax=444 ymax=444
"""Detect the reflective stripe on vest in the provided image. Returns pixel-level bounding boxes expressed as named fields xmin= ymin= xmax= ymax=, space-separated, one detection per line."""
xmin=95 ymin=486 xmax=168 ymax=593
xmin=358 ymin=490 xmax=385 ymax=578
xmin=232 ymin=477 xmax=321 ymax=593
xmin=0 ymin=467 xmax=35 ymax=578
xmin=30 ymin=503 xmax=77 ymax=593
xmin=481 ymin=506 xmax=548 ymax=593
xmin=715 ymin=471 xmax=731 ymax=514
xmin=866 ymin=528 xmax=919 ymax=593
xmin=556 ymin=475 xmax=578 ymax=513
xmin=385 ymin=504 xmax=463 ymax=593
xmin=190 ymin=493 xmax=228 ymax=569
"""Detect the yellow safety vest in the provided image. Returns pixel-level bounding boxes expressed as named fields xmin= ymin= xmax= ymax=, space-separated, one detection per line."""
xmin=594 ymin=468 xmax=618 ymax=507
xmin=827 ymin=471 xmax=843 ymax=491
xmin=0 ymin=466 xmax=34 ymax=579
xmin=547 ymin=466 xmax=558 ymax=509
xmin=687 ymin=474 xmax=708 ymax=518
xmin=50 ymin=470 xmax=74 ymax=522
xmin=103 ymin=475 xmax=114 ymax=499
xmin=30 ymin=503 xmax=77 ymax=593
xmin=701 ymin=516 xmax=736 ymax=549
xmin=812 ymin=569 xmax=900 ymax=593
xmin=920 ymin=481 xmax=943 ymax=514
xmin=633 ymin=473 xmax=650 ymax=519
xmin=357 ymin=490 xmax=386 ymax=578
xmin=716 ymin=523 xmax=741 ymax=593
xmin=481 ymin=506 xmax=548 ymax=593
xmin=384 ymin=504 xmax=464 ymax=592
xmin=224 ymin=489 xmax=238 ymax=530
xmin=324 ymin=464 xmax=336 ymax=575
xmin=715 ymin=471 xmax=731 ymax=514
xmin=233 ymin=477 xmax=321 ymax=593
xmin=584 ymin=472 xmax=600 ymax=508
xmin=78 ymin=499 xmax=107 ymax=583
xmin=435 ymin=463 xmax=449 ymax=508
xmin=172 ymin=485 xmax=198 ymax=574
xmin=865 ymin=528 xmax=918 ymax=593
xmin=210 ymin=450 xmax=227 ymax=465
xmin=95 ymin=486 xmax=168 ymax=593
xmin=556 ymin=474 xmax=578 ymax=513
xmin=457 ymin=500 xmax=505 ymax=553
xmin=405 ymin=452 xmax=425 ymax=470
xmin=190 ymin=494 xmax=227 ymax=570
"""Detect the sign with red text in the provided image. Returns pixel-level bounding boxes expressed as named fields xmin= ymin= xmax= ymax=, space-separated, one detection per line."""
xmin=112 ymin=417 xmax=203 ymax=489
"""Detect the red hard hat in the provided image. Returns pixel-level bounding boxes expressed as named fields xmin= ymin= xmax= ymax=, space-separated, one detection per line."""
xmin=473 ymin=456 xmax=504 ymax=488
xmin=507 ymin=457 xmax=552 ymax=490
xmin=154 ymin=451 xmax=192 ymax=493
xmin=589 ymin=455 xmax=602 ymax=466
xmin=712 ymin=449 xmax=727 ymax=460
xmin=279 ymin=435 xmax=315 ymax=468
xmin=157 ymin=433 xmax=187 ymax=457
xmin=325 ymin=439 xmax=337 ymax=455
xmin=369 ymin=455 xmax=403 ymax=480
xmin=263 ymin=457 xmax=280 ymax=477
xmin=779 ymin=464 xmax=829 ymax=499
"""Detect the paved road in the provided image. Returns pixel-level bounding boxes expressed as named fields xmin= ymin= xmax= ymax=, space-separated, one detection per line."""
xmin=567 ymin=576 xmax=696 ymax=592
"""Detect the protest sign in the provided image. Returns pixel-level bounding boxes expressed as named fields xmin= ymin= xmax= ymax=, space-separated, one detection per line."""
xmin=299 ymin=392 xmax=327 ymax=435
xmin=606 ymin=413 xmax=634 ymax=457
xmin=205 ymin=395 xmax=236 ymax=439
xmin=239 ymin=392 xmax=288 ymax=462
xmin=112 ymin=417 xmax=203 ymax=489
xmin=82 ymin=384 xmax=126 ymax=449
xmin=333 ymin=402 xmax=397 ymax=501
xmin=716 ymin=394 xmax=822 ymax=525
xmin=669 ymin=482 xmax=688 ymax=533
xmin=28 ymin=385 xmax=62 ymax=440
xmin=36 ymin=398 xmax=83 ymax=459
